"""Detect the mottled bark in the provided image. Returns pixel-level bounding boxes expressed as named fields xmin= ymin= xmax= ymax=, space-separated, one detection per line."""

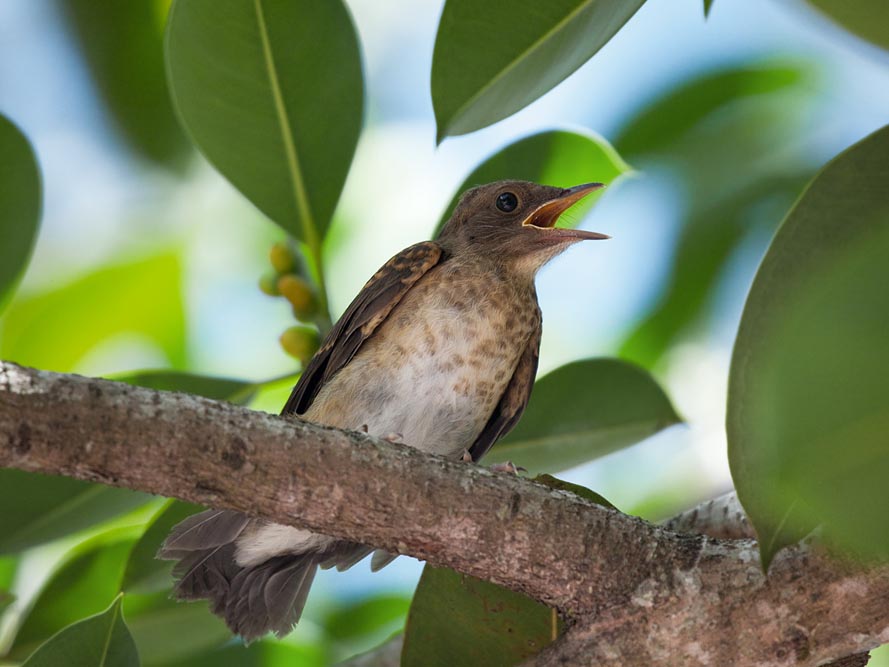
xmin=1 ymin=362 xmax=886 ymax=666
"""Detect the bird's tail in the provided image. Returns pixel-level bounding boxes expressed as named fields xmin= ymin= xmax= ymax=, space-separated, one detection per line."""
xmin=157 ymin=508 xmax=375 ymax=641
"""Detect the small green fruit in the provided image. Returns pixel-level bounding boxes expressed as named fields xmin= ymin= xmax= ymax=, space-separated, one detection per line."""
xmin=277 ymin=274 xmax=317 ymax=320
xmin=269 ymin=241 xmax=296 ymax=274
xmin=258 ymin=273 xmax=280 ymax=296
xmin=280 ymin=325 xmax=320 ymax=364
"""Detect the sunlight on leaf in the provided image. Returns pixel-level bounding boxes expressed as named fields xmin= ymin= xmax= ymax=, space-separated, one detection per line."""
xmin=0 ymin=253 xmax=186 ymax=372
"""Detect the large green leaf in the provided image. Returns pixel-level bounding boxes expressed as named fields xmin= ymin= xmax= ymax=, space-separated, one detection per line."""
xmin=57 ymin=0 xmax=188 ymax=167
xmin=121 ymin=500 xmax=203 ymax=595
xmin=113 ymin=370 xmax=257 ymax=406
xmin=402 ymin=565 xmax=558 ymax=667
xmin=165 ymin=0 xmax=363 ymax=242
xmin=21 ymin=596 xmax=138 ymax=667
xmin=434 ymin=130 xmax=628 ymax=237
xmin=11 ymin=528 xmax=140 ymax=659
xmin=728 ymin=124 xmax=889 ymax=568
xmin=0 ymin=114 xmax=41 ymax=313
xmin=431 ymin=0 xmax=646 ymax=141
xmin=487 ymin=359 xmax=680 ymax=474
xmin=123 ymin=593 xmax=230 ymax=666
xmin=804 ymin=1 xmax=889 ymax=52
xmin=0 ymin=471 xmax=152 ymax=555
xmin=0 ymin=253 xmax=186 ymax=372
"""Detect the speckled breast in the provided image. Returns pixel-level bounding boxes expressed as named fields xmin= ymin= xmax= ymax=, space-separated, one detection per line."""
xmin=304 ymin=261 xmax=539 ymax=459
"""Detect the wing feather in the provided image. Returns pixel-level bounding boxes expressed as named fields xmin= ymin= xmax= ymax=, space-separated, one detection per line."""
xmin=282 ymin=242 xmax=444 ymax=416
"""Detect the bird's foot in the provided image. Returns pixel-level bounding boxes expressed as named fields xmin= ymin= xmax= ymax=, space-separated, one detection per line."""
xmin=383 ymin=432 xmax=404 ymax=444
xmin=359 ymin=424 xmax=369 ymax=433
xmin=488 ymin=461 xmax=526 ymax=475
xmin=461 ymin=449 xmax=473 ymax=463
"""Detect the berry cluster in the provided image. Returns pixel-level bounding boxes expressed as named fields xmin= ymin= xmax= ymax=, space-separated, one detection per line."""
xmin=259 ymin=241 xmax=321 ymax=365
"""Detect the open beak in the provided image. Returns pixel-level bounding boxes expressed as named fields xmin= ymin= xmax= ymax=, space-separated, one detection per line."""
xmin=522 ymin=182 xmax=610 ymax=241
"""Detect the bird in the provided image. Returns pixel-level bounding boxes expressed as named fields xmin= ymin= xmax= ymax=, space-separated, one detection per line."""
xmin=158 ymin=179 xmax=608 ymax=641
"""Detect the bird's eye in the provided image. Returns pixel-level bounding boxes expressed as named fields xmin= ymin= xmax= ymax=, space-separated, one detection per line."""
xmin=496 ymin=192 xmax=518 ymax=213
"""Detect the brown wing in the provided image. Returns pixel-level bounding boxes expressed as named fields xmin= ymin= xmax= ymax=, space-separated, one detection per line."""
xmin=467 ymin=317 xmax=541 ymax=462
xmin=281 ymin=241 xmax=445 ymax=416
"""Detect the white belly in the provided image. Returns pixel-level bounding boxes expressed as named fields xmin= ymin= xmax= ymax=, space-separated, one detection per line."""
xmin=305 ymin=310 xmax=519 ymax=459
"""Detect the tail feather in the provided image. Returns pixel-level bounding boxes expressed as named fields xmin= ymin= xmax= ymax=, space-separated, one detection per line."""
xmin=265 ymin=558 xmax=318 ymax=634
xmin=319 ymin=542 xmax=373 ymax=571
xmin=370 ymin=549 xmax=399 ymax=572
xmin=159 ymin=509 xmax=363 ymax=642
xmin=160 ymin=509 xmax=250 ymax=552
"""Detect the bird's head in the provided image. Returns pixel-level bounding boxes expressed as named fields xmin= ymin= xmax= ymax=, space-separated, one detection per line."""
xmin=436 ymin=180 xmax=608 ymax=276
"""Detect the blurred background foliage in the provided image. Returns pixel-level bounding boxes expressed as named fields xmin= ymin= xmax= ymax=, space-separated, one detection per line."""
xmin=1 ymin=0 xmax=888 ymax=664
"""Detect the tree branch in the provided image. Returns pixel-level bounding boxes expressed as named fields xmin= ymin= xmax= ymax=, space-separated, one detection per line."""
xmin=1 ymin=361 xmax=887 ymax=666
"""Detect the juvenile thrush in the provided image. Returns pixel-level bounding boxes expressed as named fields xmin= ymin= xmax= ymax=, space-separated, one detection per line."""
xmin=159 ymin=180 xmax=608 ymax=640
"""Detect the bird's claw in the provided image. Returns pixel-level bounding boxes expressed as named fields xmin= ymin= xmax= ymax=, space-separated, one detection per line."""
xmin=383 ymin=432 xmax=404 ymax=444
xmin=488 ymin=461 xmax=526 ymax=475
xmin=461 ymin=449 xmax=473 ymax=463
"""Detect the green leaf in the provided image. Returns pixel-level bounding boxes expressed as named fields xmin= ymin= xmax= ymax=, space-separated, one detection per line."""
xmin=57 ymin=0 xmax=188 ymax=167
xmin=121 ymin=500 xmax=203 ymax=595
xmin=431 ymin=0 xmax=646 ymax=141
xmin=703 ymin=0 xmax=714 ymax=17
xmin=11 ymin=528 xmax=139 ymax=660
xmin=728 ymin=123 xmax=889 ymax=568
xmin=21 ymin=595 xmax=138 ymax=667
xmin=0 ymin=589 xmax=14 ymax=615
xmin=165 ymin=0 xmax=363 ymax=242
xmin=0 ymin=253 xmax=186 ymax=372
xmin=153 ymin=640 xmax=327 ymax=667
xmin=488 ymin=359 xmax=680 ymax=474
xmin=0 ymin=554 xmax=17 ymax=589
xmin=434 ymin=130 xmax=629 ymax=238
xmin=804 ymin=1 xmax=889 ymax=52
xmin=0 ymin=114 xmax=41 ymax=313
xmin=123 ymin=593 xmax=230 ymax=665
xmin=614 ymin=60 xmax=811 ymax=160
xmin=113 ymin=370 xmax=257 ymax=406
xmin=322 ymin=593 xmax=411 ymax=653
xmin=402 ymin=565 xmax=558 ymax=667
xmin=0 ymin=470 xmax=152 ymax=555
xmin=531 ymin=474 xmax=615 ymax=509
